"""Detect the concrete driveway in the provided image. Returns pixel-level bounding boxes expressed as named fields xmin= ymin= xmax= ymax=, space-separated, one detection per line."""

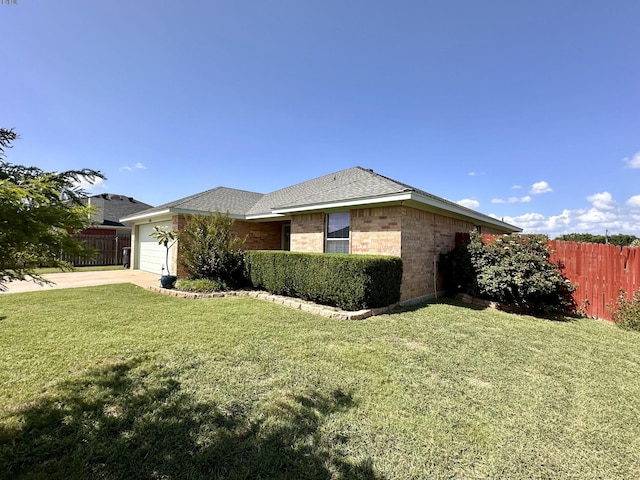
xmin=0 ymin=269 xmax=160 ymax=294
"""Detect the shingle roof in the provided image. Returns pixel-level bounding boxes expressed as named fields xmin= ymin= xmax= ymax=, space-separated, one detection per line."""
xmin=246 ymin=167 xmax=412 ymax=216
xmin=129 ymin=187 xmax=264 ymax=218
xmin=86 ymin=194 xmax=153 ymax=226
xmin=121 ymin=167 xmax=520 ymax=232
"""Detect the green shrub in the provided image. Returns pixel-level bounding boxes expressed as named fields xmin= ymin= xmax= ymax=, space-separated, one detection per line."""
xmin=177 ymin=212 xmax=247 ymax=289
xmin=245 ymin=251 xmax=402 ymax=310
xmin=610 ymin=289 xmax=640 ymax=331
xmin=468 ymin=231 xmax=575 ymax=313
xmin=175 ymin=278 xmax=225 ymax=293
xmin=443 ymin=231 xmax=575 ymax=314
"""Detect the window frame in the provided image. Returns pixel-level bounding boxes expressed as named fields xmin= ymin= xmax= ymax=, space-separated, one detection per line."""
xmin=325 ymin=211 xmax=350 ymax=253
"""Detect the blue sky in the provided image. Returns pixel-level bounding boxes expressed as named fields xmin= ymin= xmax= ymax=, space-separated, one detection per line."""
xmin=2 ymin=0 xmax=639 ymax=237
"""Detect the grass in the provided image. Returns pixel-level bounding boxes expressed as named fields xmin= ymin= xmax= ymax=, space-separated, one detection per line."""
xmin=1 ymin=285 xmax=639 ymax=479
xmin=32 ymin=265 xmax=126 ymax=274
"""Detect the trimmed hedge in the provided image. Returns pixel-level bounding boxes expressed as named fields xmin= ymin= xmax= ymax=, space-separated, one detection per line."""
xmin=245 ymin=251 xmax=403 ymax=311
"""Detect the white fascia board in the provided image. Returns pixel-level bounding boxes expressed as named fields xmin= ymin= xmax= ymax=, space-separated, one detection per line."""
xmin=120 ymin=208 xmax=172 ymax=223
xmin=121 ymin=208 xmax=247 ymax=223
xmin=244 ymin=212 xmax=287 ymax=220
xmin=409 ymin=192 xmax=522 ymax=232
xmin=269 ymin=193 xmax=412 ymax=215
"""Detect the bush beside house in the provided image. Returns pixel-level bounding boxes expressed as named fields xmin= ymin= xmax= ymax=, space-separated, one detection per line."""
xmin=245 ymin=250 xmax=403 ymax=311
xmin=441 ymin=231 xmax=575 ymax=314
xmin=177 ymin=212 xmax=247 ymax=289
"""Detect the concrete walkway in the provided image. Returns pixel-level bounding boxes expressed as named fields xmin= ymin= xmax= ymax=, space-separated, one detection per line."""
xmin=0 ymin=269 xmax=160 ymax=294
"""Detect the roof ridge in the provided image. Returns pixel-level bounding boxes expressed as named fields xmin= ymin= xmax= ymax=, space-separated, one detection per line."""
xmin=363 ymin=168 xmax=415 ymax=193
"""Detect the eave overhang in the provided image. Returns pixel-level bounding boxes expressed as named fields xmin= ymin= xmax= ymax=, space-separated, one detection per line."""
xmin=120 ymin=207 xmax=246 ymax=224
xmin=120 ymin=192 xmax=521 ymax=233
xmin=264 ymin=191 xmax=520 ymax=232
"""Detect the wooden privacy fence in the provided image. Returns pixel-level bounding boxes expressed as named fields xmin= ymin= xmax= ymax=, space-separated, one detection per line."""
xmin=549 ymin=240 xmax=640 ymax=321
xmin=62 ymin=234 xmax=131 ymax=267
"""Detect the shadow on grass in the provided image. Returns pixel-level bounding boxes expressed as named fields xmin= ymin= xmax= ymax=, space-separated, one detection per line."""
xmin=0 ymin=357 xmax=382 ymax=480
xmin=391 ymin=296 xmax=579 ymax=322
xmin=390 ymin=296 xmax=486 ymax=315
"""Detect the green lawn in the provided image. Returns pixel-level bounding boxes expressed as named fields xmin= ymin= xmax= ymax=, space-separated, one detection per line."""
xmin=1 ymin=285 xmax=639 ymax=479
xmin=32 ymin=265 xmax=126 ymax=274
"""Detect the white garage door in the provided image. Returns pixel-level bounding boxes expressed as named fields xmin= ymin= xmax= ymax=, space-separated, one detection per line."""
xmin=137 ymin=222 xmax=170 ymax=274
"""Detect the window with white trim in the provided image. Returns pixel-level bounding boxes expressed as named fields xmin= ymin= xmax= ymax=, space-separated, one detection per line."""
xmin=326 ymin=212 xmax=350 ymax=253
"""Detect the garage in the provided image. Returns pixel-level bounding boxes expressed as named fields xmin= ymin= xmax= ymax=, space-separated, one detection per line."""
xmin=137 ymin=221 xmax=171 ymax=274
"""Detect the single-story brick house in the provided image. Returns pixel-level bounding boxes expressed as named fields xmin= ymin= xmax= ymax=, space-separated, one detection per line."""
xmin=121 ymin=167 xmax=520 ymax=304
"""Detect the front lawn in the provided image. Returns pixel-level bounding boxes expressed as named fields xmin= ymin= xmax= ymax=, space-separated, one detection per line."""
xmin=1 ymin=285 xmax=639 ymax=479
xmin=32 ymin=265 xmax=126 ymax=274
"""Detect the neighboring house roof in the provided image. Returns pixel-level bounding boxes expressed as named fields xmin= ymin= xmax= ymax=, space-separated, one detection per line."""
xmin=86 ymin=194 xmax=153 ymax=228
xmin=121 ymin=167 xmax=520 ymax=232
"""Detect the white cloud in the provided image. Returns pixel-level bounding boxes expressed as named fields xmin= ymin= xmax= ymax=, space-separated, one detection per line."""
xmin=457 ymin=198 xmax=479 ymax=209
xmin=587 ymin=192 xmax=615 ymax=210
xmin=491 ymin=196 xmax=531 ymax=204
xmin=626 ymin=195 xmax=640 ymax=209
xmin=624 ymin=152 xmax=640 ymax=169
xmin=577 ymin=207 xmax=617 ymax=223
xmin=530 ymin=181 xmax=552 ymax=195
xmin=74 ymin=176 xmax=107 ymax=192
xmin=498 ymin=194 xmax=640 ymax=238
xmin=512 ymin=185 xmax=522 ymax=190
xmin=120 ymin=162 xmax=146 ymax=172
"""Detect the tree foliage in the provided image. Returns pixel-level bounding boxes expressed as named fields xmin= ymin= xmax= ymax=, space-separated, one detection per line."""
xmin=177 ymin=211 xmax=247 ymax=289
xmin=555 ymin=232 xmax=640 ymax=247
xmin=0 ymin=128 xmax=105 ymax=289
xmin=150 ymin=226 xmax=177 ymax=276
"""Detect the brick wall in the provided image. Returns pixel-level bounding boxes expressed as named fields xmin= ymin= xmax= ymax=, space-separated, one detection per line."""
xmin=290 ymin=213 xmax=325 ymax=252
xmin=399 ymin=207 xmax=435 ymax=300
xmin=173 ymin=215 xmax=188 ymax=278
xmin=398 ymin=208 xmax=480 ymax=301
xmin=351 ymin=207 xmax=402 ymax=256
xmin=232 ymin=220 xmax=285 ymax=250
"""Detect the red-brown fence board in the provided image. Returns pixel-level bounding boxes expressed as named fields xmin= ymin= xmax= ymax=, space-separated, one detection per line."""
xmin=549 ymin=240 xmax=640 ymax=321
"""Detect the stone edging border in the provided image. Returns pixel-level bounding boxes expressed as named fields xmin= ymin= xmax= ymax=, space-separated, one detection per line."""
xmin=147 ymin=286 xmax=396 ymax=320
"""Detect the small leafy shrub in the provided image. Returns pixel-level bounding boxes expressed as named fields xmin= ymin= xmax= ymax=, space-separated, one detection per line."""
xmin=177 ymin=211 xmax=247 ymax=289
xmin=245 ymin=251 xmax=402 ymax=310
xmin=175 ymin=278 xmax=225 ymax=293
xmin=443 ymin=231 xmax=575 ymax=314
xmin=610 ymin=289 xmax=640 ymax=331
